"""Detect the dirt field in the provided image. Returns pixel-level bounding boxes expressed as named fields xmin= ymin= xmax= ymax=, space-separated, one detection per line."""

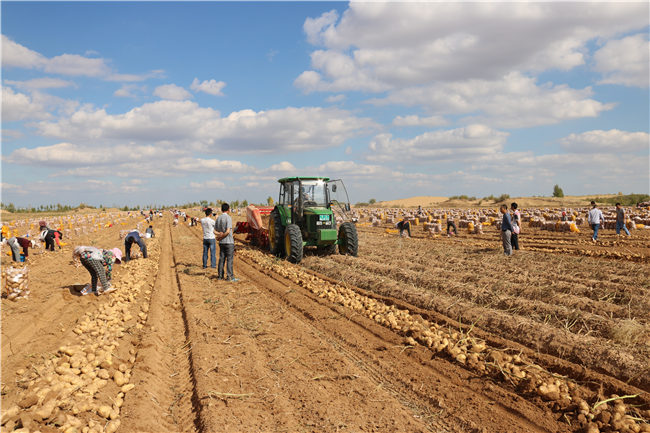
xmin=1 ymin=212 xmax=649 ymax=433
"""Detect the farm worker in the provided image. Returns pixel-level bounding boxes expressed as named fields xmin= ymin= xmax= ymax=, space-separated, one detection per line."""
xmin=510 ymin=202 xmax=521 ymax=251
xmin=587 ymin=201 xmax=605 ymax=242
xmin=396 ymin=217 xmax=411 ymax=238
xmin=201 ymin=208 xmax=218 ymax=269
xmin=216 ymin=203 xmax=238 ymax=282
xmin=446 ymin=218 xmax=458 ymax=236
xmin=54 ymin=230 xmax=63 ymax=249
xmin=145 ymin=225 xmax=155 ymax=238
xmin=72 ymin=246 xmax=122 ymax=296
xmin=500 ymin=204 xmax=513 ymax=256
xmin=124 ymin=230 xmax=147 ymax=262
xmin=615 ymin=203 xmax=631 ymax=237
xmin=40 ymin=228 xmax=63 ymax=251
xmin=6 ymin=237 xmax=36 ymax=262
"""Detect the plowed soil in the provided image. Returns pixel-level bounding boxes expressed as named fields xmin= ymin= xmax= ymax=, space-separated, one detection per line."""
xmin=2 ymin=214 xmax=649 ymax=433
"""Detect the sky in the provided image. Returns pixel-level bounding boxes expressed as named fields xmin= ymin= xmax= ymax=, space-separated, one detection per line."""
xmin=1 ymin=1 xmax=649 ymax=207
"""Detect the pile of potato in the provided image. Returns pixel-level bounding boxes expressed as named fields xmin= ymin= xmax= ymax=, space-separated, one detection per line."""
xmin=1 ymin=266 xmax=30 ymax=301
xmin=239 ymin=245 xmax=649 ymax=433
xmin=1 ymin=239 xmax=160 ymax=433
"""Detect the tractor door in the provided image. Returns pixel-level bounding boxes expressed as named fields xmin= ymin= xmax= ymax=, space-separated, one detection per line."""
xmin=327 ymin=179 xmax=353 ymax=222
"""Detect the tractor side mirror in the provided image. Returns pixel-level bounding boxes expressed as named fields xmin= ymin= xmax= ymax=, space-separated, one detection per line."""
xmin=346 ymin=203 xmax=350 ymax=212
xmin=332 ymin=184 xmax=337 ymax=192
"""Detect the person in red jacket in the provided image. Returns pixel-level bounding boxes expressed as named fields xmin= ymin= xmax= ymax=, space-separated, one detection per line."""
xmin=5 ymin=237 xmax=36 ymax=261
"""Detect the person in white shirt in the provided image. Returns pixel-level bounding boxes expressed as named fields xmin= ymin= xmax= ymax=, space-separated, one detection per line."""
xmin=201 ymin=208 xmax=217 ymax=268
xmin=587 ymin=201 xmax=605 ymax=242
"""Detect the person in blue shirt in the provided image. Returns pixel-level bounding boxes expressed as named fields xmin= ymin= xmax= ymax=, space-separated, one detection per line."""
xmin=124 ymin=230 xmax=148 ymax=262
xmin=215 ymin=203 xmax=239 ymax=282
xmin=500 ymin=204 xmax=513 ymax=256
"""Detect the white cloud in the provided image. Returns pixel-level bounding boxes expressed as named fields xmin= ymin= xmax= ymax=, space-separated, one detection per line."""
xmin=34 ymin=101 xmax=378 ymax=153
xmin=1 ymin=35 xmax=47 ymax=68
xmin=392 ymin=114 xmax=447 ymax=127
xmin=1 ymin=35 xmax=163 ymax=82
xmin=189 ymin=179 xmax=226 ymax=189
xmin=375 ymin=73 xmax=614 ymax=128
xmin=153 ymin=84 xmax=192 ymax=100
xmin=44 ymin=54 xmax=110 ymax=77
xmin=4 ymin=142 xmax=184 ymax=167
xmin=298 ymin=3 xmax=648 ymax=92
xmin=367 ymin=125 xmax=509 ymax=163
xmin=174 ymin=158 xmax=249 ymax=173
xmin=5 ymin=77 xmax=75 ymax=90
xmin=316 ymin=160 xmax=385 ymax=176
xmin=114 ymin=84 xmax=143 ymax=98
xmin=2 ymin=129 xmax=24 ymax=140
xmin=594 ymin=34 xmax=650 ymax=88
xmin=268 ymin=161 xmax=297 ymax=172
xmin=303 ymin=9 xmax=339 ymax=45
xmin=326 ymin=94 xmax=346 ymax=103
xmin=559 ymin=129 xmax=649 ymax=153
xmin=1 ymin=86 xmax=48 ymax=122
xmin=190 ymin=78 xmax=226 ymax=96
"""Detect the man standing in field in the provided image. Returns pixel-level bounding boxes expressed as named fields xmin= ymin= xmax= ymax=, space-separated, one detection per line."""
xmin=500 ymin=204 xmax=513 ymax=256
xmin=587 ymin=201 xmax=605 ymax=242
xmin=615 ymin=203 xmax=631 ymax=237
xmin=201 ymin=208 xmax=217 ymax=269
xmin=216 ymin=203 xmax=239 ymax=282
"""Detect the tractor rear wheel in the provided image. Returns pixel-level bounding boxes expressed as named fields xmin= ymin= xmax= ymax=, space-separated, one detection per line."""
xmin=269 ymin=210 xmax=285 ymax=257
xmin=284 ymin=224 xmax=303 ymax=263
xmin=338 ymin=222 xmax=358 ymax=256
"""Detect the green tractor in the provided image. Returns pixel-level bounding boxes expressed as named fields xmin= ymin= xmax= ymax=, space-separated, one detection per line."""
xmin=268 ymin=177 xmax=358 ymax=263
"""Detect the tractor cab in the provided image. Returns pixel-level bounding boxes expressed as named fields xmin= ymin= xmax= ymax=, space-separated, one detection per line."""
xmin=270 ymin=177 xmax=358 ymax=263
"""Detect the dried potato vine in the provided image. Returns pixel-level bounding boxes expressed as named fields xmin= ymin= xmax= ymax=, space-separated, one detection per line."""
xmin=239 ymin=245 xmax=649 ymax=433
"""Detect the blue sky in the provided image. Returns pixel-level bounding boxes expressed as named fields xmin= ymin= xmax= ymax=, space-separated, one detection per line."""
xmin=2 ymin=1 xmax=649 ymax=207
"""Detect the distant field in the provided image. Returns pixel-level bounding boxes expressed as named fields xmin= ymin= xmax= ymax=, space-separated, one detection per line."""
xmin=375 ymin=194 xmax=640 ymax=208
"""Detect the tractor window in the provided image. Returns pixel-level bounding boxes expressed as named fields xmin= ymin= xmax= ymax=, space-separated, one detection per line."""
xmin=301 ymin=180 xmax=327 ymax=207
xmin=282 ymin=183 xmax=292 ymax=207
xmin=292 ymin=181 xmax=300 ymax=208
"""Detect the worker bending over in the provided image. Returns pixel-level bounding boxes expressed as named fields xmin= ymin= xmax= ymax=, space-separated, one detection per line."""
xmin=396 ymin=217 xmax=411 ymax=238
xmin=40 ymin=228 xmax=63 ymax=251
xmin=124 ymin=230 xmax=147 ymax=262
xmin=4 ymin=237 xmax=36 ymax=262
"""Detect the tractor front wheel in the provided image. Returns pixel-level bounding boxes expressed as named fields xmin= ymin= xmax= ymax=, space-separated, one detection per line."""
xmin=338 ymin=222 xmax=358 ymax=256
xmin=284 ymin=224 xmax=303 ymax=263
xmin=269 ymin=210 xmax=285 ymax=257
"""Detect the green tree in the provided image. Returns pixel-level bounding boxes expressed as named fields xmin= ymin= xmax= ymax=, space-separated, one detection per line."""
xmin=369 ymin=198 xmax=377 ymax=204
xmin=267 ymin=196 xmax=274 ymax=206
xmin=553 ymin=184 xmax=564 ymax=197
xmin=242 ymin=200 xmax=248 ymax=208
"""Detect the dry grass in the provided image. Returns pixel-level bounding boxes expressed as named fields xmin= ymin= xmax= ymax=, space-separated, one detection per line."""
xmin=610 ymin=319 xmax=650 ymax=347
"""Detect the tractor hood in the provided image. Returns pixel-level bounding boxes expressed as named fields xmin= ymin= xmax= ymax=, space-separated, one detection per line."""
xmin=303 ymin=207 xmax=332 ymax=216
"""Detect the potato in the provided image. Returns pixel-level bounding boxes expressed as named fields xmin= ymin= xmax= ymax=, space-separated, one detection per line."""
xmin=97 ymin=405 xmax=112 ymax=418
xmin=121 ymin=383 xmax=135 ymax=393
xmin=113 ymin=371 xmax=127 ymax=386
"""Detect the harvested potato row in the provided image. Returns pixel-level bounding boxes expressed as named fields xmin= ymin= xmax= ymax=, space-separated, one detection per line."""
xmin=1 ymin=239 xmax=160 ymax=433
xmin=238 ymin=245 xmax=649 ymax=433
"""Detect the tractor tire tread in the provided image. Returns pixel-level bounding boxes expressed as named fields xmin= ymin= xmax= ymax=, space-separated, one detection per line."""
xmin=269 ymin=210 xmax=285 ymax=257
xmin=338 ymin=222 xmax=359 ymax=256
xmin=285 ymin=224 xmax=303 ymax=263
